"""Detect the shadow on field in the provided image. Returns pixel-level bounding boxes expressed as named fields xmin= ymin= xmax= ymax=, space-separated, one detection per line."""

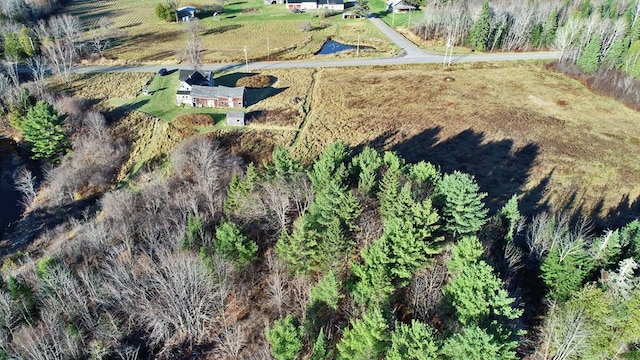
xmin=357 ymin=127 xmax=542 ymax=215
xmin=215 ymin=73 xmax=286 ymax=106
xmin=202 ymin=24 xmax=243 ymax=35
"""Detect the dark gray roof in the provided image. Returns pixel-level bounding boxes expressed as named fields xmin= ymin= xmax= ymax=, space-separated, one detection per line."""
xmin=177 ymin=90 xmax=191 ymax=95
xmin=190 ymin=85 xmax=245 ymax=99
xmin=318 ymin=0 xmax=344 ymax=4
xmin=178 ymin=70 xmax=212 ymax=86
xmin=287 ymin=0 xmax=303 ymax=3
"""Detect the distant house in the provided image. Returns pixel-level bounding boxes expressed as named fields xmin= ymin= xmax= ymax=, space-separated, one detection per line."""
xmin=342 ymin=11 xmax=363 ymax=18
xmin=191 ymin=85 xmax=246 ymax=108
xmin=386 ymin=0 xmax=416 ymax=12
xmin=176 ymin=70 xmax=214 ymax=105
xmin=318 ymin=0 xmax=344 ymax=10
xmin=286 ymin=0 xmax=343 ymax=10
xmin=177 ymin=6 xmax=197 ymax=21
xmin=265 ymin=0 xmax=285 ymax=4
xmin=226 ymin=112 xmax=246 ymax=126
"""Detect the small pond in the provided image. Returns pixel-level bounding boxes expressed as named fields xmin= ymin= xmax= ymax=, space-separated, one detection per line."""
xmin=316 ymin=40 xmax=373 ymax=55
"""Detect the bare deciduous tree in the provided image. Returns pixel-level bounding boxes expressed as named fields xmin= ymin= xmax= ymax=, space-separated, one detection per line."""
xmin=14 ymin=167 xmax=37 ymax=210
xmin=26 ymin=55 xmax=49 ymax=96
xmin=183 ymin=19 xmax=203 ymax=70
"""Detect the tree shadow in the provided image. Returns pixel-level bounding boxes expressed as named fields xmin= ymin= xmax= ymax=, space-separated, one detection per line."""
xmin=202 ymin=23 xmax=243 ymax=35
xmin=361 ymin=127 xmax=542 ymax=215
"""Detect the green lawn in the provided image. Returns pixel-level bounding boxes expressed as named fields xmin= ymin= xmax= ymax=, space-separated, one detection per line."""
xmin=109 ymin=71 xmax=228 ymax=125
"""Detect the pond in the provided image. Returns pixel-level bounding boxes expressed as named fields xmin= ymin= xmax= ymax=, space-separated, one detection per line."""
xmin=316 ymin=40 xmax=373 ymax=55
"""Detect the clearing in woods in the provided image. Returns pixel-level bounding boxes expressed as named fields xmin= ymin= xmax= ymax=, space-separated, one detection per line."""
xmin=64 ymin=0 xmax=398 ymax=63
xmin=61 ymin=62 xmax=640 ymax=223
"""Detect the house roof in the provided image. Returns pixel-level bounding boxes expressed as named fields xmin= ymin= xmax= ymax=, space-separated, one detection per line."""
xmin=318 ymin=0 xmax=344 ymax=4
xmin=177 ymin=6 xmax=196 ymax=18
xmin=394 ymin=3 xmax=416 ymax=9
xmin=177 ymin=90 xmax=191 ymax=95
xmin=287 ymin=0 xmax=303 ymax=3
xmin=190 ymin=85 xmax=245 ymax=99
xmin=179 ymin=70 xmax=212 ymax=86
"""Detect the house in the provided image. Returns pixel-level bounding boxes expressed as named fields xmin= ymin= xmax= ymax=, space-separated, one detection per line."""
xmin=177 ymin=6 xmax=197 ymax=21
xmin=386 ymin=0 xmax=416 ymax=12
xmin=317 ymin=0 xmax=344 ymax=10
xmin=176 ymin=70 xmax=214 ymax=105
xmin=191 ymin=85 xmax=246 ymax=108
xmin=342 ymin=11 xmax=363 ymax=19
xmin=265 ymin=0 xmax=285 ymax=4
xmin=286 ymin=0 xmax=318 ymax=10
xmin=226 ymin=112 xmax=246 ymax=126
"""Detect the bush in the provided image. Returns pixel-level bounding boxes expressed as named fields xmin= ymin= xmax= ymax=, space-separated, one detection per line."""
xmin=174 ymin=113 xmax=214 ymax=127
xmin=236 ymin=74 xmax=272 ymax=88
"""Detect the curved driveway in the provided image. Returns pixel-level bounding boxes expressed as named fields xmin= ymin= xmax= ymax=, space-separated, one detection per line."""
xmin=72 ymin=18 xmax=560 ymax=74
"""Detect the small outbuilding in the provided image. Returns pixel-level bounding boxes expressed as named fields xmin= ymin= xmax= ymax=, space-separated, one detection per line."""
xmin=226 ymin=112 xmax=245 ymax=126
xmin=177 ymin=6 xmax=197 ymax=21
xmin=386 ymin=0 xmax=416 ymax=12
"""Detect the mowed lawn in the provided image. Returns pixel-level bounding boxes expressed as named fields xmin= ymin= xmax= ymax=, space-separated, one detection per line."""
xmin=64 ymin=0 xmax=398 ymax=63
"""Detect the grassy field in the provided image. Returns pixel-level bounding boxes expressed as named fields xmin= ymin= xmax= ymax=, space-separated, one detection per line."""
xmin=62 ymin=63 xmax=640 ymax=222
xmin=65 ymin=0 xmax=398 ymax=63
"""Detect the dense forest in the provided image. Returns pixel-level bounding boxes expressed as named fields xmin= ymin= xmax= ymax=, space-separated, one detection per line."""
xmin=0 ymin=126 xmax=639 ymax=358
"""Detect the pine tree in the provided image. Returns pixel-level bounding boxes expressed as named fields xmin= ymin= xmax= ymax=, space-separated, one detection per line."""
xmin=434 ymin=171 xmax=488 ymax=238
xmin=354 ymin=0 xmax=370 ymax=18
xmin=541 ymin=8 xmax=558 ymax=48
xmin=337 ymin=307 xmax=389 ymax=360
xmin=468 ymin=1 xmax=493 ymax=51
xmin=309 ymin=141 xmax=350 ymax=191
xmin=266 ymin=315 xmax=304 ymax=360
xmin=577 ymin=33 xmax=602 ymax=73
xmin=499 ymin=195 xmax=521 ymax=242
xmin=351 ymin=239 xmax=395 ymax=307
xmin=22 ymin=100 xmax=69 ymax=162
xmin=441 ymin=325 xmax=512 ymax=360
xmin=350 ymin=146 xmax=383 ymax=194
xmin=540 ymin=244 xmax=592 ymax=301
xmin=264 ymin=146 xmax=302 ymax=180
xmin=214 ymin=221 xmax=258 ymax=268
xmin=311 ymin=328 xmax=328 ymax=360
xmin=310 ymin=270 xmax=342 ymax=310
xmin=224 ymin=163 xmax=259 ymax=213
xmin=444 ymin=236 xmax=522 ymax=357
xmin=603 ymin=38 xmax=629 ymax=69
xmin=386 ymin=320 xmax=438 ymax=360
xmin=276 ymin=219 xmax=320 ymax=274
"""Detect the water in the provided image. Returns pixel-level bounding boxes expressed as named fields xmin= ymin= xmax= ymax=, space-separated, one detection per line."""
xmin=316 ymin=40 xmax=358 ymax=55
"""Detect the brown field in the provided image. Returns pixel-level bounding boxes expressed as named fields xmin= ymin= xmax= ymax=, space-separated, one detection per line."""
xmin=65 ymin=63 xmax=640 ymax=223
xmin=65 ymin=0 xmax=396 ymax=64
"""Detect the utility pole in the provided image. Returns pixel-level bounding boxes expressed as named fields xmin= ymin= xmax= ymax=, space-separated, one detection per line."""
xmin=244 ymin=45 xmax=248 ymax=71
xmin=267 ymin=37 xmax=270 ymax=61
xmin=357 ymin=35 xmax=360 ymax=56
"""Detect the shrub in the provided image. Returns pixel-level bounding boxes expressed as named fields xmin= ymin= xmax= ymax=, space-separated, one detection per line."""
xmin=236 ymin=74 xmax=272 ymax=88
xmin=266 ymin=315 xmax=303 ymax=360
xmin=174 ymin=113 xmax=214 ymax=127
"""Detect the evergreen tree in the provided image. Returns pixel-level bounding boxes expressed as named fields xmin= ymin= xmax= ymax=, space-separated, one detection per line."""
xmin=266 ymin=315 xmax=304 ymax=360
xmin=354 ymin=0 xmax=370 ymax=18
xmin=3 ymin=32 xmax=25 ymax=60
xmin=499 ymin=195 xmax=521 ymax=242
xmin=350 ymin=146 xmax=383 ymax=194
xmin=214 ymin=221 xmax=258 ymax=269
xmin=311 ymin=328 xmax=328 ymax=360
xmin=386 ymin=320 xmax=438 ymax=360
xmin=444 ymin=236 xmax=522 ymax=357
xmin=22 ymin=100 xmax=69 ymax=162
xmin=181 ymin=214 xmax=203 ymax=250
xmin=351 ymin=239 xmax=395 ymax=307
xmin=264 ymin=146 xmax=302 ymax=180
xmin=310 ymin=270 xmax=342 ymax=310
xmin=434 ymin=171 xmax=488 ymax=238
xmin=577 ymin=33 xmax=602 ymax=73
xmin=18 ymin=26 xmax=35 ymax=58
xmin=540 ymin=243 xmax=592 ymax=301
xmin=276 ymin=219 xmax=320 ymax=274
xmin=337 ymin=307 xmax=389 ymax=360
xmin=468 ymin=1 xmax=493 ymax=51
xmin=603 ymin=38 xmax=629 ymax=69
xmin=531 ymin=23 xmax=543 ymax=48
xmin=309 ymin=141 xmax=350 ymax=192
xmin=441 ymin=325 xmax=513 ymax=360
xmin=541 ymin=8 xmax=559 ymax=48
xmin=224 ymin=163 xmax=259 ymax=213
xmin=8 ymin=87 xmax=35 ymax=132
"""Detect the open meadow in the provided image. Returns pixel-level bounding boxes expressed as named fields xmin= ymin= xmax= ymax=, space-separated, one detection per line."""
xmin=60 ymin=61 xmax=640 ymax=224
xmin=64 ymin=0 xmax=398 ymax=63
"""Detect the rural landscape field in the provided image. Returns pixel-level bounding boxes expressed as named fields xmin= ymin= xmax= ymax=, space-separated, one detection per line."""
xmin=1 ymin=0 xmax=640 ymax=359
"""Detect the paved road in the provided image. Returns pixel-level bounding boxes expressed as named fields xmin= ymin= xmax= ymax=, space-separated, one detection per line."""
xmin=72 ymin=19 xmax=560 ymax=74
